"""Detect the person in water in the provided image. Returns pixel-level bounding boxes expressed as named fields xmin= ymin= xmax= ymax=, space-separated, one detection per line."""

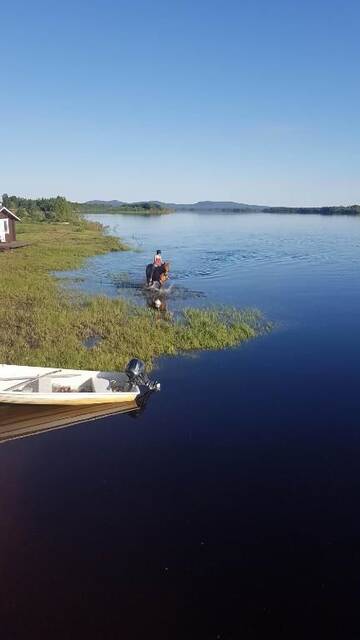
xmin=150 ymin=249 xmax=164 ymax=284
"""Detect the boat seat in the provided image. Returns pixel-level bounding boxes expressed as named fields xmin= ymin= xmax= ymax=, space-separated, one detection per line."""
xmin=38 ymin=378 xmax=53 ymax=393
xmin=92 ymin=377 xmax=112 ymax=393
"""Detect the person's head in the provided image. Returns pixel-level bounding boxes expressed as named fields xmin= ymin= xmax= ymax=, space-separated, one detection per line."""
xmin=156 ymin=249 xmax=161 ymax=255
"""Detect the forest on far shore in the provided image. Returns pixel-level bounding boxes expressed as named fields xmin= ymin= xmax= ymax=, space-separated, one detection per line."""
xmin=2 ymin=194 xmax=170 ymax=221
xmin=2 ymin=193 xmax=360 ymax=222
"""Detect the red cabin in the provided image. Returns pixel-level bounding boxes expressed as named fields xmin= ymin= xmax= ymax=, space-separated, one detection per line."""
xmin=0 ymin=206 xmax=21 ymax=245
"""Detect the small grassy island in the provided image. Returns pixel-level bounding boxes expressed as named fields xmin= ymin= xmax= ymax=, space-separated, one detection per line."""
xmin=76 ymin=201 xmax=172 ymax=216
xmin=0 ymin=195 xmax=265 ymax=370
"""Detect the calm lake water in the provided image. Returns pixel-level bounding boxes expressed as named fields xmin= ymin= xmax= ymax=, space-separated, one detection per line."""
xmin=1 ymin=212 xmax=360 ymax=638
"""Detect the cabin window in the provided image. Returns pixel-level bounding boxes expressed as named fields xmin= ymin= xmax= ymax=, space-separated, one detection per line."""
xmin=3 ymin=219 xmax=9 ymax=234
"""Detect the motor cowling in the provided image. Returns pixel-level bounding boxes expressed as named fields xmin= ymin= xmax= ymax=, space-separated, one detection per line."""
xmin=125 ymin=359 xmax=160 ymax=391
xmin=126 ymin=358 xmax=145 ymax=381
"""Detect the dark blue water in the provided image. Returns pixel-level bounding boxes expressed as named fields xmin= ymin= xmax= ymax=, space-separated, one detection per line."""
xmin=1 ymin=212 xmax=360 ymax=638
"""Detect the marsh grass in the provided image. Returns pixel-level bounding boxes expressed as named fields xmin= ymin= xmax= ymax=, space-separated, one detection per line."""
xmin=1 ymin=222 xmax=268 ymax=370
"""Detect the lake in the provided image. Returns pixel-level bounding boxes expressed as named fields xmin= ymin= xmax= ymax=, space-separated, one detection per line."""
xmin=1 ymin=211 xmax=360 ymax=638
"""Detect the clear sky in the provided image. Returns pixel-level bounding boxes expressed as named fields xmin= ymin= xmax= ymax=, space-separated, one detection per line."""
xmin=1 ymin=0 xmax=359 ymax=205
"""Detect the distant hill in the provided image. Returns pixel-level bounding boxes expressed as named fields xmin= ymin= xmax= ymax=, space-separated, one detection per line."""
xmin=83 ymin=200 xmax=263 ymax=212
xmin=82 ymin=200 xmax=360 ymax=216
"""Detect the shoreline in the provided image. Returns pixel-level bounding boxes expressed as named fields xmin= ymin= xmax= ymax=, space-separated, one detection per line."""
xmin=0 ymin=220 xmax=266 ymax=370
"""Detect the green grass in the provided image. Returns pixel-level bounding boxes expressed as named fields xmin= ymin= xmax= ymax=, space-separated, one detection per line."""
xmin=0 ymin=221 xmax=268 ymax=370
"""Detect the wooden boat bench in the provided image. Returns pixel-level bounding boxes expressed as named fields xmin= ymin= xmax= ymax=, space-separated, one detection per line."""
xmin=91 ymin=377 xmax=111 ymax=393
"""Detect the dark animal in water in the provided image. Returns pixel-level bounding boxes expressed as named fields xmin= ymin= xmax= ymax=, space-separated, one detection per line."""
xmin=146 ymin=262 xmax=170 ymax=287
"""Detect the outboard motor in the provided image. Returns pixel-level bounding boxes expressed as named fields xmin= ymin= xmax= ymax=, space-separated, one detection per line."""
xmin=125 ymin=358 xmax=160 ymax=392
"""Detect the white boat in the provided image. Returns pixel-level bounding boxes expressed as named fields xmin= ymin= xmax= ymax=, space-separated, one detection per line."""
xmin=0 ymin=359 xmax=160 ymax=406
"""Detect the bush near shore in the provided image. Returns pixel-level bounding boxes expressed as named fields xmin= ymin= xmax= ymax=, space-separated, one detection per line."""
xmin=0 ymin=221 xmax=266 ymax=370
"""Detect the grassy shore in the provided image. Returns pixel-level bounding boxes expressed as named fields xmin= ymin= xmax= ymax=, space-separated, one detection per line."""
xmin=0 ymin=221 xmax=267 ymax=370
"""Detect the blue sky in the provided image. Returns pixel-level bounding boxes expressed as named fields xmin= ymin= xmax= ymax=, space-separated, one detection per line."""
xmin=1 ymin=0 xmax=359 ymax=205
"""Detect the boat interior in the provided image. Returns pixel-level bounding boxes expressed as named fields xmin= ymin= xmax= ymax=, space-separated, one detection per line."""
xmin=0 ymin=368 xmax=133 ymax=394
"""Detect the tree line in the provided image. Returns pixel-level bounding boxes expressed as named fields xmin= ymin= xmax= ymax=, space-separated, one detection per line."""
xmin=2 ymin=194 xmax=78 ymax=222
xmin=77 ymin=201 xmax=170 ymax=214
xmin=262 ymin=205 xmax=360 ymax=215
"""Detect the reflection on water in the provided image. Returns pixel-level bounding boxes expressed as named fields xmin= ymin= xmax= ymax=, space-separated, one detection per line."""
xmin=111 ymin=275 xmax=205 ymax=300
xmin=0 ymin=401 xmax=139 ymax=443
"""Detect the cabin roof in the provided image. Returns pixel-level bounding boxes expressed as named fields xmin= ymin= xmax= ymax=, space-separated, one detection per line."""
xmin=0 ymin=206 xmax=21 ymax=221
